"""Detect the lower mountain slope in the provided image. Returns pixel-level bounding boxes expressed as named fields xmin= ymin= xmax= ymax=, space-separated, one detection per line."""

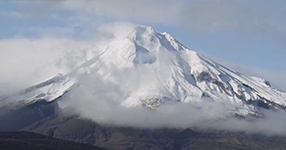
xmin=1 ymin=101 xmax=286 ymax=150
xmin=0 ymin=98 xmax=59 ymax=131
xmin=0 ymin=131 xmax=106 ymax=150
xmin=21 ymin=111 xmax=286 ymax=150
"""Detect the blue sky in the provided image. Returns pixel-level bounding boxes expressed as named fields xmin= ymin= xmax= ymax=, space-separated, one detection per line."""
xmin=0 ymin=0 xmax=286 ymax=91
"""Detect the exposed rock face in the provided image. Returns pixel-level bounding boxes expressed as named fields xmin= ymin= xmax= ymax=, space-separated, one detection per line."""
xmin=0 ymin=99 xmax=59 ymax=131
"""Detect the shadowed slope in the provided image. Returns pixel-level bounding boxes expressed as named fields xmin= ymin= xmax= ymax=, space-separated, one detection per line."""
xmin=22 ymin=112 xmax=286 ymax=150
xmin=0 ymin=131 xmax=106 ymax=150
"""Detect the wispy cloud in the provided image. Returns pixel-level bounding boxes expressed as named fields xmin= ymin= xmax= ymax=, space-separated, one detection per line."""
xmin=55 ymin=0 xmax=286 ymax=59
xmin=59 ymin=0 xmax=286 ymax=34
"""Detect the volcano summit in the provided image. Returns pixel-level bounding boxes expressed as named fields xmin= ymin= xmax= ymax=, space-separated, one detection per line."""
xmin=2 ymin=25 xmax=286 ymax=118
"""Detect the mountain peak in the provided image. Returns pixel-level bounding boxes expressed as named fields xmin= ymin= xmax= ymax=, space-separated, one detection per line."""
xmin=5 ymin=25 xmax=286 ymax=117
xmin=127 ymin=25 xmax=158 ymax=44
xmin=134 ymin=25 xmax=156 ymax=34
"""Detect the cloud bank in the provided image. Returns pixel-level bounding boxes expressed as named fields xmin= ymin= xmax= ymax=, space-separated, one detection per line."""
xmin=0 ymin=38 xmax=90 ymax=94
xmin=61 ymin=61 xmax=286 ymax=136
xmin=0 ymin=22 xmax=135 ymax=95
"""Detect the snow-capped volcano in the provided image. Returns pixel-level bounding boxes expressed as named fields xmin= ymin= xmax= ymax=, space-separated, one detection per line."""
xmin=2 ymin=25 xmax=286 ymax=116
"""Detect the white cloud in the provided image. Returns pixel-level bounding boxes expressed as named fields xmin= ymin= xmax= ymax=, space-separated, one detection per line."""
xmin=0 ymin=38 xmax=91 ymax=94
xmin=97 ymin=22 xmax=137 ymax=38
xmin=62 ymin=64 xmax=230 ymax=128
xmin=62 ymin=60 xmax=286 ymax=135
xmin=0 ymin=22 xmax=136 ymax=95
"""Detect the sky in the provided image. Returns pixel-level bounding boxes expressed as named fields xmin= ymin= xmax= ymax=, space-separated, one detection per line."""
xmin=0 ymin=0 xmax=286 ymax=92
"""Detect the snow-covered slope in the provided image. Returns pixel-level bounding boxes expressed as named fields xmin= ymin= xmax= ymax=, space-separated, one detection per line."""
xmin=2 ymin=25 xmax=286 ymax=116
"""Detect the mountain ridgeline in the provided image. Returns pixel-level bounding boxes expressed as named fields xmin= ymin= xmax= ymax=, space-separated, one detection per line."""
xmin=1 ymin=25 xmax=286 ymax=150
xmin=2 ymin=25 xmax=285 ymax=116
